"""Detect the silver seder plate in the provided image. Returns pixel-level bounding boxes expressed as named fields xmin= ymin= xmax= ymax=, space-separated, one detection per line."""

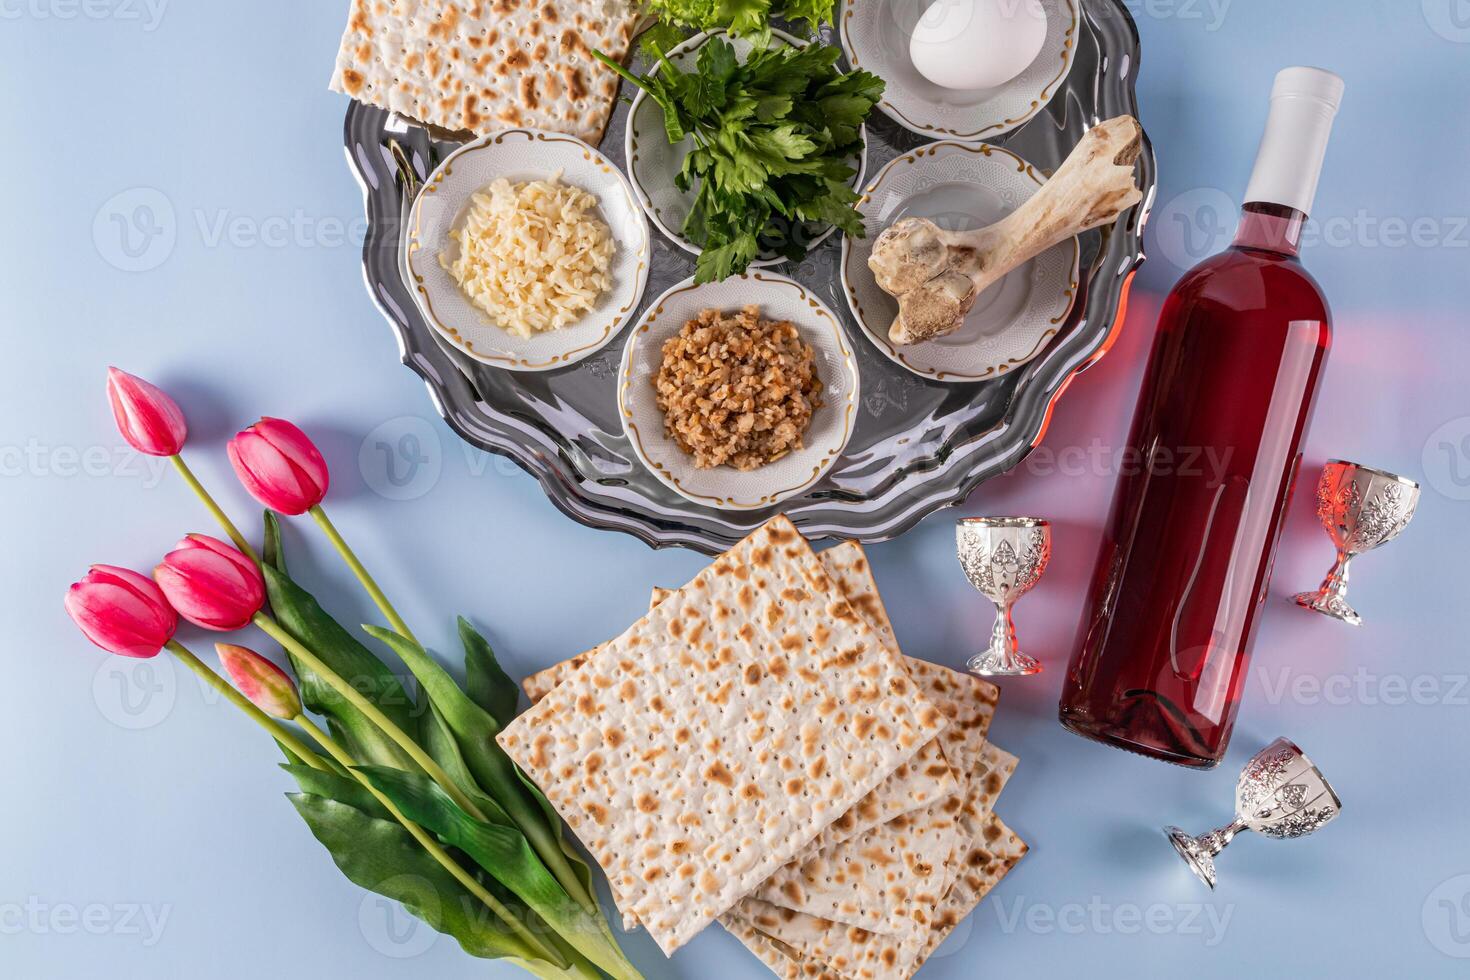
xmin=342 ymin=2 xmax=1156 ymax=554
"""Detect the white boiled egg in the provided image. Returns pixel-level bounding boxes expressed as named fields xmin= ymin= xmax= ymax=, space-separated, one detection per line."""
xmin=909 ymin=0 xmax=1049 ymax=91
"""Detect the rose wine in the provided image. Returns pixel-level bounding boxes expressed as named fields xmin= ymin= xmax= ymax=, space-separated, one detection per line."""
xmin=1058 ymin=68 xmax=1344 ymax=768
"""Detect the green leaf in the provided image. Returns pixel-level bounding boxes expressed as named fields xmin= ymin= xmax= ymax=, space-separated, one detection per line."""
xmin=287 ymin=792 xmax=554 ymax=966
xmin=459 ymin=618 xmax=519 ymax=725
xmin=260 ymin=561 xmax=417 ymax=771
xmin=281 ymin=763 xmax=390 ymax=820
xmin=263 ymin=510 xmax=286 ymax=574
xmin=361 ymin=768 xmax=642 ymax=980
xmin=361 ymin=626 xmax=602 ymax=917
xmin=777 ymin=0 xmax=836 ymax=33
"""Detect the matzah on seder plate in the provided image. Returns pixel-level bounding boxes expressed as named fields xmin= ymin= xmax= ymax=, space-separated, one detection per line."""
xmin=329 ymin=0 xmax=642 ymax=145
xmin=496 ymin=517 xmax=949 ymax=955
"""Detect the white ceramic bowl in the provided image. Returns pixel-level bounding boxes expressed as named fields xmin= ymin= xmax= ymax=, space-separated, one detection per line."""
xmin=841 ymin=141 xmax=1080 ymax=382
xmin=840 ymin=0 xmax=1079 ymax=141
xmin=405 ymin=128 xmax=650 ymax=372
xmin=620 ymin=272 xmax=861 ymax=510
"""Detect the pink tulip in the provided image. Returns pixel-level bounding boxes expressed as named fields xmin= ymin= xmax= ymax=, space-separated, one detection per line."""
xmin=107 ymin=367 xmax=187 ymax=457
xmin=153 ymin=534 xmax=265 ymax=631
xmin=227 ymin=418 xmax=330 ymax=515
xmin=216 ymin=643 xmax=302 ymax=720
xmin=65 ymin=565 xmax=178 ymax=658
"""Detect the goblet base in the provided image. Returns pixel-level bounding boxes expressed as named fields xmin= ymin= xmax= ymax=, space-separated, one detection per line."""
xmin=1164 ymin=826 xmax=1219 ymax=890
xmin=966 ymin=650 xmax=1042 ymax=677
xmin=1293 ymin=590 xmax=1362 ymax=626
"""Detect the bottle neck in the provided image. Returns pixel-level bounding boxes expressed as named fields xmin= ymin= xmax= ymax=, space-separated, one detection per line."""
xmin=1232 ymin=201 xmax=1306 ymax=257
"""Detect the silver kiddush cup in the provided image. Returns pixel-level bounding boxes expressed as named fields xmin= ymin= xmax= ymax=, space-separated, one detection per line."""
xmin=1164 ymin=737 xmax=1342 ymax=889
xmin=956 ymin=518 xmax=1051 ymax=676
xmin=1294 ymin=459 xmax=1419 ymax=626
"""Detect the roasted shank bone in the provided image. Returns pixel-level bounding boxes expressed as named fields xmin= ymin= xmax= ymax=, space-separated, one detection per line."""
xmin=869 ymin=116 xmax=1145 ymax=346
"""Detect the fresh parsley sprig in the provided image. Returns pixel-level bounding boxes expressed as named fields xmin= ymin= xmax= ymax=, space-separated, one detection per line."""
xmin=644 ymin=0 xmax=837 ymax=39
xmin=598 ymin=37 xmax=882 ymax=282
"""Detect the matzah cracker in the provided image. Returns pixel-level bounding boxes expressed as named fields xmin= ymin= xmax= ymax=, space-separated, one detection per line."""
xmin=723 ymin=915 xmax=837 ymax=980
xmin=730 ymin=816 xmax=1026 ymax=980
xmin=497 ymin=517 xmax=947 ymax=955
xmin=749 ymin=787 xmax=964 ymax=934
xmin=328 ymin=0 xmax=642 ymax=145
xmin=724 ymin=744 xmax=1018 ymax=979
xmin=523 ymin=548 xmax=962 ymax=932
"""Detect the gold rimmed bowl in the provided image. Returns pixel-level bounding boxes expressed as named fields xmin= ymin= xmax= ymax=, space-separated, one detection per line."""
xmin=404 ymin=128 xmax=650 ymax=372
xmin=618 ymin=272 xmax=861 ymax=510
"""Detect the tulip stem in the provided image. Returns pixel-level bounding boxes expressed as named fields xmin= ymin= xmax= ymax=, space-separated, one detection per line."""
xmin=291 ymin=713 xmax=564 ymax=966
xmin=308 ymin=505 xmax=416 ymax=645
xmin=251 ymin=613 xmax=488 ymax=822
xmin=171 ymin=455 xmax=260 ymax=563
xmin=165 ymin=640 xmax=329 ymax=773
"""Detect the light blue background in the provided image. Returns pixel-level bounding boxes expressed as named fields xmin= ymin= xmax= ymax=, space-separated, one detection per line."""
xmin=3 ymin=1 xmax=1468 ymax=977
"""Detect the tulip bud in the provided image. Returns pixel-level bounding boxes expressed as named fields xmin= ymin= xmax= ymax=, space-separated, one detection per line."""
xmin=215 ymin=643 xmax=302 ymax=719
xmin=227 ymin=418 xmax=330 ymax=516
xmin=65 ymin=565 xmax=178 ymax=658
xmin=107 ymin=367 xmax=188 ymax=457
xmin=153 ymin=534 xmax=265 ymax=631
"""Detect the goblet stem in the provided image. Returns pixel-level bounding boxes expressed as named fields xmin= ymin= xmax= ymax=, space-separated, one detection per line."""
xmin=966 ymin=600 xmax=1041 ymax=677
xmin=1164 ymin=817 xmax=1248 ymax=890
xmin=1294 ymin=551 xmax=1361 ymax=626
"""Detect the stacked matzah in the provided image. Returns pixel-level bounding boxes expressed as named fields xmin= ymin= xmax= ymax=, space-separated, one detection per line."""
xmin=329 ymin=0 xmax=642 ymax=144
xmin=503 ymin=518 xmax=1026 ymax=975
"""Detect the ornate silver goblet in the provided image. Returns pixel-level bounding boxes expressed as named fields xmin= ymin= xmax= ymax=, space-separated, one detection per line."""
xmin=1293 ymin=459 xmax=1419 ymax=626
xmin=956 ymin=517 xmax=1051 ymax=676
xmin=1164 ymin=737 xmax=1342 ymax=889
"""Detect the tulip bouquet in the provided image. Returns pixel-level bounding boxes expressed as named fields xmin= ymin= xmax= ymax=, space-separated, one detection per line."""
xmin=68 ymin=370 xmax=642 ymax=980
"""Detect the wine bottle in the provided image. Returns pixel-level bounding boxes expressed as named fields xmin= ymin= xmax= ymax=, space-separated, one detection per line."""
xmin=1058 ymin=67 xmax=1345 ymax=769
